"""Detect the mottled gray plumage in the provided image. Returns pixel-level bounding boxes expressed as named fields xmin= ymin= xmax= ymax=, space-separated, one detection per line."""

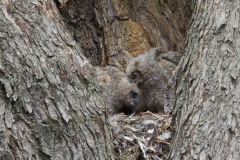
xmin=96 ymin=66 xmax=141 ymax=114
xmin=126 ymin=48 xmax=182 ymax=113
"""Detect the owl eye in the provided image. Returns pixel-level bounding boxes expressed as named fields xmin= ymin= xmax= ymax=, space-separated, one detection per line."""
xmin=130 ymin=91 xmax=139 ymax=100
xmin=131 ymin=71 xmax=141 ymax=80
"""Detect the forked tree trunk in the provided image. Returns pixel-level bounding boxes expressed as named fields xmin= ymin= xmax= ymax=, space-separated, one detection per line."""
xmin=0 ymin=0 xmax=192 ymax=159
xmin=3 ymin=0 xmax=237 ymax=160
xmin=57 ymin=0 xmax=191 ymax=68
xmin=0 ymin=1 xmax=113 ymax=159
xmin=171 ymin=0 xmax=240 ymax=159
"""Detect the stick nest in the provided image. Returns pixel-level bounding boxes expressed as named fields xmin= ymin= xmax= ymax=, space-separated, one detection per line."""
xmin=108 ymin=111 xmax=172 ymax=160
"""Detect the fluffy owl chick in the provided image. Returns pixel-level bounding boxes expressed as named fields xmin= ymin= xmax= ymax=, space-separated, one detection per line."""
xmin=96 ymin=66 xmax=141 ymax=114
xmin=126 ymin=48 xmax=181 ymax=113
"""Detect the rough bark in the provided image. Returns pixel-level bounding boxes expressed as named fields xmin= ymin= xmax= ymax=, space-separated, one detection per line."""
xmin=58 ymin=0 xmax=192 ymax=68
xmin=0 ymin=1 xmax=114 ymax=159
xmin=0 ymin=0 xmax=193 ymax=159
xmin=171 ymin=0 xmax=240 ymax=159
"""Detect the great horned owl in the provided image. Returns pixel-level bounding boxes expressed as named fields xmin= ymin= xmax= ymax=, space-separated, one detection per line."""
xmin=126 ymin=48 xmax=182 ymax=113
xmin=96 ymin=66 xmax=141 ymax=114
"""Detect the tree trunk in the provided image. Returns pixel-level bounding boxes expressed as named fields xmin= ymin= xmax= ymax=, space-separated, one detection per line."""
xmin=0 ymin=0 xmax=193 ymax=159
xmin=0 ymin=1 xmax=113 ymax=159
xmin=58 ymin=0 xmax=191 ymax=68
xmin=171 ymin=0 xmax=240 ymax=159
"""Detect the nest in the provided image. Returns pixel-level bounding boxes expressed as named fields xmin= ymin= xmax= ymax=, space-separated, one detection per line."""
xmin=108 ymin=111 xmax=172 ymax=160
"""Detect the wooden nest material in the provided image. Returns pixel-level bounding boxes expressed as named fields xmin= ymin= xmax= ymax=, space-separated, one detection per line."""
xmin=108 ymin=111 xmax=172 ymax=160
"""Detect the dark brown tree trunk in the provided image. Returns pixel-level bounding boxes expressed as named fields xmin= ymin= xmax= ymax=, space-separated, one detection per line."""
xmin=171 ymin=0 xmax=240 ymax=159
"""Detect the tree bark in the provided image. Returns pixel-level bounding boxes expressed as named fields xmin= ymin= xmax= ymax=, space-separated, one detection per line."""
xmin=0 ymin=1 xmax=113 ymax=159
xmin=0 ymin=0 xmax=193 ymax=159
xmin=58 ymin=0 xmax=191 ymax=68
xmin=171 ymin=0 xmax=240 ymax=159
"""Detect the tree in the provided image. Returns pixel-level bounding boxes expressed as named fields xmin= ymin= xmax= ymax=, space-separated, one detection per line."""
xmin=57 ymin=0 xmax=191 ymax=68
xmin=170 ymin=0 xmax=240 ymax=159
xmin=2 ymin=0 xmax=237 ymax=159
xmin=0 ymin=1 xmax=113 ymax=159
xmin=0 ymin=0 xmax=192 ymax=159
